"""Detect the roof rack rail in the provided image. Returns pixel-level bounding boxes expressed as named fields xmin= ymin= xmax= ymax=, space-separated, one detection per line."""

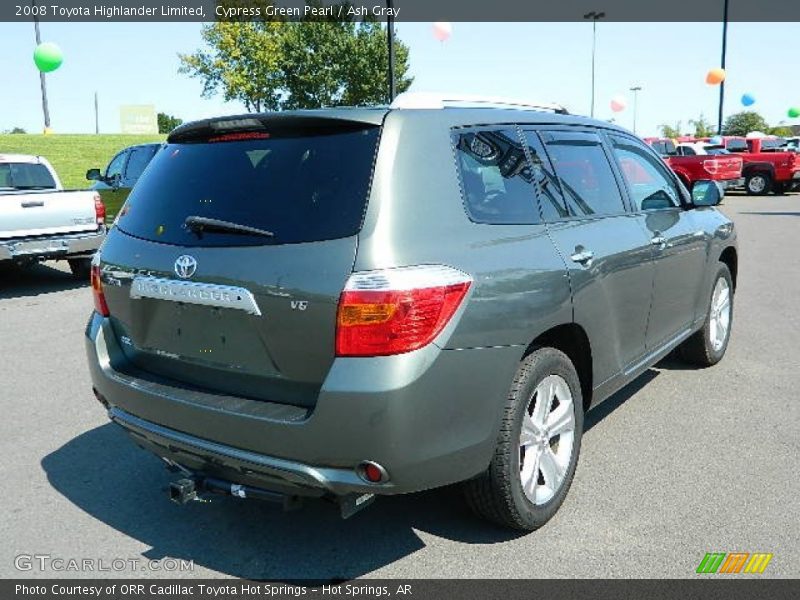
xmin=390 ymin=92 xmax=569 ymax=114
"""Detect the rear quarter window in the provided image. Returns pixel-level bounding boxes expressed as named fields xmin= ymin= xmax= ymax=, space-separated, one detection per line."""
xmin=452 ymin=128 xmax=541 ymax=224
xmin=116 ymin=126 xmax=380 ymax=247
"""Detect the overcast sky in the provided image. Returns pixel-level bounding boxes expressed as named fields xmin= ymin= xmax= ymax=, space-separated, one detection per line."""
xmin=1 ymin=21 xmax=798 ymax=137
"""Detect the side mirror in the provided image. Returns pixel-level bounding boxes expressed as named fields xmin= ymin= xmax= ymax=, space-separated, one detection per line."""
xmin=692 ymin=180 xmax=724 ymax=207
xmin=86 ymin=168 xmax=102 ymax=181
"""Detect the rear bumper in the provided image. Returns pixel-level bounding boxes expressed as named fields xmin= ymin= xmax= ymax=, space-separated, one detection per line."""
xmin=719 ymin=178 xmax=744 ymax=190
xmin=85 ymin=312 xmax=521 ymax=497
xmin=0 ymin=228 xmax=105 ymax=262
xmin=107 ymin=406 xmax=368 ymax=498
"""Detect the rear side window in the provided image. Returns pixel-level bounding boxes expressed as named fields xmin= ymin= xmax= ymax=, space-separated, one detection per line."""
xmin=542 ymin=134 xmax=626 ymax=218
xmin=452 ymin=128 xmax=540 ymax=224
xmin=116 ymin=126 xmax=380 ymax=247
xmin=0 ymin=163 xmax=56 ymax=190
xmin=650 ymin=140 xmax=676 ymax=156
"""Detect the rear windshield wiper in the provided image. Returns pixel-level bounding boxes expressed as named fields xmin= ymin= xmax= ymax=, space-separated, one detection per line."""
xmin=184 ymin=215 xmax=275 ymax=238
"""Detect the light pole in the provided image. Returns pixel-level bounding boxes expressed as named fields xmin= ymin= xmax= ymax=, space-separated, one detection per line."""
xmin=630 ymin=85 xmax=642 ymax=134
xmin=717 ymin=0 xmax=729 ymax=134
xmin=386 ymin=0 xmax=395 ymax=102
xmin=583 ymin=10 xmax=605 ymax=118
xmin=32 ymin=0 xmax=51 ymax=132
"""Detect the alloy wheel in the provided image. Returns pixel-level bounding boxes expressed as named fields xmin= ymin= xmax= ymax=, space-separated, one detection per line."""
xmin=519 ymin=375 xmax=576 ymax=505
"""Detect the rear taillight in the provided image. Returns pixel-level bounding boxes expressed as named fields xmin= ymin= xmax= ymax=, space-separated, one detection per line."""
xmin=94 ymin=193 xmax=106 ymax=226
xmin=702 ymin=159 xmax=722 ymax=175
xmin=335 ymin=265 xmax=472 ymax=357
xmin=91 ymin=262 xmax=109 ymax=317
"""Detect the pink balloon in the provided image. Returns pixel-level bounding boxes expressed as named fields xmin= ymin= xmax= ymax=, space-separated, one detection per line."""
xmin=432 ymin=22 xmax=452 ymax=42
xmin=610 ymin=96 xmax=627 ymax=113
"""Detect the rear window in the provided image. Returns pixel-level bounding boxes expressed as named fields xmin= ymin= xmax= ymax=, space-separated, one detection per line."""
xmin=0 ymin=162 xmax=56 ymax=190
xmin=726 ymin=139 xmax=748 ymax=152
xmin=116 ymin=126 xmax=380 ymax=246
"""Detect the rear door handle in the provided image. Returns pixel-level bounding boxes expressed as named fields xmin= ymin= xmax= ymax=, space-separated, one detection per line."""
xmin=21 ymin=200 xmax=44 ymax=208
xmin=570 ymin=248 xmax=595 ymax=265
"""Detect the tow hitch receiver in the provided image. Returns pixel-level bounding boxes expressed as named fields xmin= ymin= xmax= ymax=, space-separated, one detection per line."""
xmin=169 ymin=478 xmax=198 ymax=505
xmin=168 ymin=475 xmax=303 ymax=511
xmin=168 ymin=474 xmax=376 ymax=519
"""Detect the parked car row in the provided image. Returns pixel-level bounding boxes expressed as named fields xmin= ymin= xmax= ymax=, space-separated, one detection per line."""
xmin=0 ymin=142 xmax=162 ymax=277
xmin=644 ymin=135 xmax=800 ymax=195
xmin=0 ymin=154 xmax=106 ymax=277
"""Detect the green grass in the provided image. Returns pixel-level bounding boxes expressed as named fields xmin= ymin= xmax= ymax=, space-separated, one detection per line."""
xmin=0 ymin=134 xmax=165 ymax=190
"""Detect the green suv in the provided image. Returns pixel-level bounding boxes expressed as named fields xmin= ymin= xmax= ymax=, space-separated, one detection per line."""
xmin=85 ymin=94 xmax=737 ymax=530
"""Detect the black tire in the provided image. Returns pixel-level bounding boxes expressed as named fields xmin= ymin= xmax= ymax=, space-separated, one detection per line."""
xmin=679 ymin=264 xmax=734 ymax=367
xmin=745 ymin=172 xmax=772 ymax=196
xmin=463 ymin=347 xmax=584 ymax=531
xmin=68 ymin=258 xmax=91 ymax=280
xmin=773 ymin=182 xmax=789 ymax=195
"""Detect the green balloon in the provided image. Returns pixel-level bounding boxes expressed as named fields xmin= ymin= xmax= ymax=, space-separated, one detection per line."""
xmin=788 ymin=107 xmax=800 ymax=119
xmin=33 ymin=42 xmax=63 ymax=73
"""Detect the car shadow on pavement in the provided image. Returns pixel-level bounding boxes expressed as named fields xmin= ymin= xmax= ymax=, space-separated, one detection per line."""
xmin=0 ymin=262 xmax=86 ymax=299
xmin=41 ymin=423 xmax=523 ymax=581
xmin=584 ymin=369 xmax=658 ymax=432
xmin=739 ymin=211 xmax=800 ymax=217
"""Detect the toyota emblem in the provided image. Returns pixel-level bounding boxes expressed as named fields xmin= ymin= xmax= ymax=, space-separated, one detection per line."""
xmin=174 ymin=255 xmax=198 ymax=279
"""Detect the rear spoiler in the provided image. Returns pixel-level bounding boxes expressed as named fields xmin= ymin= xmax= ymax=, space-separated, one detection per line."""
xmin=168 ymin=110 xmax=387 ymax=144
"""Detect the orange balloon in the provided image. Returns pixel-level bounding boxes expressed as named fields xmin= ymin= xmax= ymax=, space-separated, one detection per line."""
xmin=706 ymin=68 xmax=726 ymax=85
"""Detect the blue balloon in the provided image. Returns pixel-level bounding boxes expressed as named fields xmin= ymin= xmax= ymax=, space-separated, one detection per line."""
xmin=741 ymin=93 xmax=756 ymax=107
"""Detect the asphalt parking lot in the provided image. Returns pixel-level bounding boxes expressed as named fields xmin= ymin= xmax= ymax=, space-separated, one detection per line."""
xmin=1 ymin=193 xmax=797 ymax=580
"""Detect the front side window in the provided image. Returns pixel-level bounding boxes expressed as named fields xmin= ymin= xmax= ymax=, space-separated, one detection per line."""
xmin=105 ymin=151 xmax=127 ymax=180
xmin=610 ymin=135 xmax=680 ymax=211
xmin=452 ymin=128 xmax=540 ymax=224
xmin=542 ymin=135 xmax=626 ymax=218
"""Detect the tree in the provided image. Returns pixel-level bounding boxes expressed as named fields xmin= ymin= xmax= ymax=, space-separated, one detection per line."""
xmin=688 ymin=114 xmax=714 ymax=138
xmin=769 ymin=124 xmax=793 ymax=137
xmin=2 ymin=127 xmax=26 ymax=134
xmin=660 ymin=122 xmax=682 ymax=138
xmin=157 ymin=113 xmax=183 ymax=134
xmin=722 ymin=111 xmax=769 ymax=136
xmin=179 ymin=3 xmax=412 ymax=111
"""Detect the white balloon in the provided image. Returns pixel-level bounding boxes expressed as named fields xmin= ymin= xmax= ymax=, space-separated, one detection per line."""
xmin=746 ymin=131 xmax=766 ymax=139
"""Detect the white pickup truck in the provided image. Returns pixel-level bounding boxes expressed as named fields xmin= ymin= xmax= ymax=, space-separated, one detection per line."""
xmin=1 ymin=154 xmax=106 ymax=278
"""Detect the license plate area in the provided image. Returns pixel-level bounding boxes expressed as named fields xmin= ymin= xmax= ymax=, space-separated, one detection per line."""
xmin=4 ymin=238 xmax=68 ymax=256
xmin=127 ymin=299 xmax=277 ymax=374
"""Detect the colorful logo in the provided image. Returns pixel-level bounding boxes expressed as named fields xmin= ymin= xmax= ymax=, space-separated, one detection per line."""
xmin=696 ymin=552 xmax=773 ymax=574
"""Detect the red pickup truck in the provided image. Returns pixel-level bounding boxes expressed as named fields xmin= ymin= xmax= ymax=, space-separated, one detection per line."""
xmin=643 ymin=137 xmax=743 ymax=191
xmin=701 ymin=136 xmax=800 ymax=195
